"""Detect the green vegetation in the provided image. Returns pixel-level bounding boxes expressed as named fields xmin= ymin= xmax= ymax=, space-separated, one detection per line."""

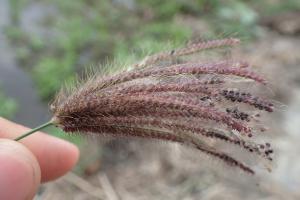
xmin=3 ymin=0 xmax=253 ymax=100
xmin=0 ymin=2 xmax=279 ymax=99
xmin=251 ymin=0 xmax=300 ymax=15
xmin=0 ymin=90 xmax=18 ymax=119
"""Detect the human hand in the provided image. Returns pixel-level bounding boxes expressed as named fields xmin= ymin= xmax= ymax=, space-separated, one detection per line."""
xmin=0 ymin=117 xmax=79 ymax=200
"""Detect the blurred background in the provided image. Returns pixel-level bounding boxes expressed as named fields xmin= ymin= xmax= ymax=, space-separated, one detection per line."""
xmin=0 ymin=0 xmax=300 ymax=199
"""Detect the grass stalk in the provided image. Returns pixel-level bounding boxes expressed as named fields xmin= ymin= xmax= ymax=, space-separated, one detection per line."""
xmin=14 ymin=121 xmax=54 ymax=141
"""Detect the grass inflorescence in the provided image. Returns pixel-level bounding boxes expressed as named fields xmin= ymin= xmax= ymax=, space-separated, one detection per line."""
xmin=17 ymin=37 xmax=275 ymax=175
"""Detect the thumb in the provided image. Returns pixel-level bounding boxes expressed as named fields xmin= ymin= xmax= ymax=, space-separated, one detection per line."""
xmin=0 ymin=139 xmax=41 ymax=200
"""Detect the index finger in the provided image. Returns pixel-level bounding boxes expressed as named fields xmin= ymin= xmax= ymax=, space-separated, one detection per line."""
xmin=0 ymin=117 xmax=79 ymax=182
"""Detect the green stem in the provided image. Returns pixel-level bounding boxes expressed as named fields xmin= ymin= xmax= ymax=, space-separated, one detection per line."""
xmin=14 ymin=121 xmax=54 ymax=141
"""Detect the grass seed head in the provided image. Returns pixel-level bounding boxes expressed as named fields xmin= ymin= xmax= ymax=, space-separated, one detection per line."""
xmin=50 ymin=38 xmax=275 ymax=175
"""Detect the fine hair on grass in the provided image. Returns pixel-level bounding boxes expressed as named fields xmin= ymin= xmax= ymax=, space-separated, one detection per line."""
xmin=15 ymin=37 xmax=275 ymax=175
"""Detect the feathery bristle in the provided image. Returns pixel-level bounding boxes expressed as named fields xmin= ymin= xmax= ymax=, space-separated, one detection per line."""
xmin=51 ymin=37 xmax=275 ymax=175
xmin=135 ymin=37 xmax=240 ymax=68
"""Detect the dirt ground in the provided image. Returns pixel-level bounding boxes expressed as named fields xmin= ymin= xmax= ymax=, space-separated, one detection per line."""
xmin=37 ymin=17 xmax=300 ymax=200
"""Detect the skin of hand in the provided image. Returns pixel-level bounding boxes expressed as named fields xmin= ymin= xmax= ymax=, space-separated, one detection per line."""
xmin=0 ymin=117 xmax=79 ymax=200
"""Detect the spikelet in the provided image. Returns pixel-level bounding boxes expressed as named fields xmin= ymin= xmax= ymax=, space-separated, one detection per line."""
xmin=48 ymin=38 xmax=275 ymax=175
